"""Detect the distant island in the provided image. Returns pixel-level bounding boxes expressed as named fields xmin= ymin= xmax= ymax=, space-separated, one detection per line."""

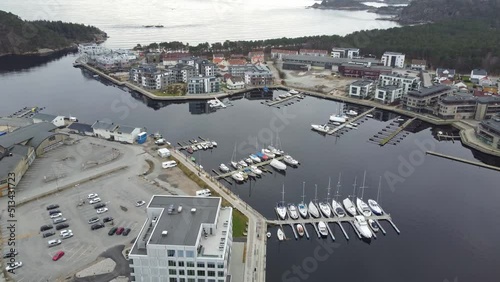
xmin=309 ymin=0 xmax=410 ymax=15
xmin=0 ymin=10 xmax=107 ymax=57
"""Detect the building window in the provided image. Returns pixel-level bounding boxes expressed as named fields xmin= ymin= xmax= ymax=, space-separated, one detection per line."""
xmin=207 ymin=263 xmax=215 ymax=268
xmin=186 ymin=251 xmax=194 ymax=258
xmin=188 ymin=270 xmax=195 ymax=276
xmin=169 ymin=269 xmax=177 ymax=275
xmin=218 ymin=271 xmax=224 ymax=277
xmin=197 ymin=270 xmax=205 ymax=276
xmin=170 ymin=279 xmax=176 ymax=282
xmin=217 ymin=263 xmax=224 ymax=269
xmin=178 ymin=250 xmax=184 ymax=257
xmin=168 ymin=250 xmax=175 ymax=257
xmin=188 ymin=279 xmax=195 ymax=282
xmin=197 ymin=262 xmax=205 ymax=268
xmin=179 ymin=261 xmax=185 ymax=267
xmin=168 ymin=260 xmax=176 ymax=267
xmin=179 ymin=270 xmax=185 ymax=275
xmin=187 ymin=262 xmax=195 ymax=267
xmin=208 ymin=271 xmax=215 ymax=277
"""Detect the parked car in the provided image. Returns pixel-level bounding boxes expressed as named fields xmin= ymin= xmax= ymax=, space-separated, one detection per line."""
xmin=115 ymin=227 xmax=124 ymax=235
xmin=87 ymin=193 xmax=98 ymax=199
xmin=50 ymin=213 xmax=62 ymax=219
xmin=89 ymin=198 xmax=101 ymax=204
xmin=91 ymin=223 xmax=105 ymax=230
xmin=108 ymin=227 xmax=118 ymax=236
xmin=47 ymin=239 xmax=62 ymax=247
xmin=55 ymin=223 xmax=69 ymax=230
xmin=40 ymin=225 xmax=53 ymax=232
xmin=53 ymin=217 xmax=67 ymax=224
xmin=61 ymin=232 xmax=73 ymax=239
xmin=97 ymin=207 xmax=108 ymax=214
xmin=52 ymin=251 xmax=65 ymax=261
xmin=88 ymin=217 xmax=99 ymax=224
xmin=94 ymin=203 xmax=106 ymax=209
xmin=42 ymin=231 xmax=56 ymax=238
xmin=48 ymin=209 xmax=61 ymax=215
xmin=60 ymin=229 xmax=72 ymax=236
xmin=103 ymin=216 xmax=114 ymax=223
xmin=2 ymin=251 xmax=18 ymax=259
xmin=122 ymin=228 xmax=131 ymax=236
xmin=5 ymin=261 xmax=22 ymax=271
xmin=46 ymin=204 xmax=59 ymax=210
xmin=136 ymin=201 xmax=146 ymax=207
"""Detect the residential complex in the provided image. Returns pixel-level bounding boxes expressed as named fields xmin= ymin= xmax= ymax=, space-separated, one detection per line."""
xmin=331 ymin=47 xmax=360 ymax=59
xmin=248 ymin=51 xmax=265 ymax=64
xmin=381 ymin=52 xmax=405 ymax=68
xmin=78 ymin=43 xmax=108 ymax=56
xmin=349 ymin=80 xmax=374 ymax=98
xmin=228 ymin=64 xmax=273 ymax=86
xmin=282 ymin=55 xmax=380 ymax=70
xmin=129 ymin=195 xmax=233 ymax=282
xmin=299 ymin=49 xmax=329 ymax=57
xmin=187 ymin=76 xmax=220 ymax=94
xmin=374 ymin=85 xmax=403 ymax=104
xmin=476 ymin=117 xmax=500 ymax=150
xmin=402 ymin=84 xmax=455 ymax=113
xmin=437 ymin=94 xmax=500 ymax=120
xmin=379 ymin=73 xmax=421 ymax=96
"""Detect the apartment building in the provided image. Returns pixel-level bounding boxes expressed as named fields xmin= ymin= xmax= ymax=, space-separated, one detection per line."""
xmin=402 ymin=84 xmax=455 ymax=113
xmin=349 ymin=80 xmax=374 ymax=98
xmin=243 ymin=65 xmax=273 ymax=86
xmin=437 ymin=94 xmax=500 ymax=120
xmin=339 ymin=63 xmax=392 ymax=80
xmin=381 ymin=52 xmax=405 ymax=68
xmin=374 ymin=85 xmax=403 ymax=104
xmin=129 ymin=195 xmax=233 ymax=282
xmin=299 ymin=49 xmax=329 ymax=57
xmin=379 ymin=73 xmax=421 ymax=96
xmin=187 ymin=76 xmax=220 ymax=94
xmin=78 ymin=43 xmax=108 ymax=56
xmin=476 ymin=117 xmax=500 ymax=150
xmin=331 ymin=47 xmax=360 ymax=59
xmin=270 ymin=49 xmax=298 ymax=60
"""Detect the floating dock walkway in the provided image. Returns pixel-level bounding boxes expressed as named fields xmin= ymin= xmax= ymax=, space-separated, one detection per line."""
xmin=327 ymin=108 xmax=376 ymax=135
xmin=266 ymin=94 xmax=302 ymax=106
xmin=426 ymin=151 xmax=500 ymax=172
xmin=214 ymin=156 xmax=286 ymax=179
xmin=379 ymin=117 xmax=417 ymax=146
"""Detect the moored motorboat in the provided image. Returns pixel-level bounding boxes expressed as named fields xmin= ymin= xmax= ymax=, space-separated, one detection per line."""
xmin=318 ymin=202 xmax=332 ymax=218
xmin=343 ymin=198 xmax=357 ymax=216
xmin=249 ymin=166 xmax=262 ymax=175
xmin=317 ymin=221 xmax=328 ymax=237
xmin=262 ymin=148 xmax=275 ymax=158
xmin=219 ymin=163 xmax=230 ymax=172
xmin=346 ymin=109 xmax=358 ymax=116
xmin=368 ymin=219 xmax=379 ymax=232
xmin=231 ymin=161 xmax=240 ymax=169
xmin=238 ymin=160 xmax=248 ymax=167
xmin=197 ymin=144 xmax=203 ymax=150
xmin=356 ymin=198 xmax=372 ymax=217
xmin=354 ymin=215 xmax=373 ymax=239
xmin=296 ymin=224 xmax=305 ymax=237
xmin=276 ymin=203 xmax=287 ymax=220
xmin=270 ymin=159 xmax=286 ymax=171
xmin=268 ymin=145 xmax=283 ymax=156
xmin=192 ymin=145 xmax=198 ymax=151
xmin=331 ymin=122 xmax=341 ymax=126
xmin=231 ymin=172 xmax=244 ymax=182
xmin=278 ymin=93 xmax=287 ymax=99
xmin=311 ymin=124 xmax=330 ymax=133
xmin=207 ymin=142 xmax=213 ymax=149
xmin=245 ymin=158 xmax=253 ymax=164
xmin=211 ymin=141 xmax=218 ymax=147
xmin=240 ymin=172 xmax=249 ymax=180
xmin=256 ymin=152 xmax=268 ymax=161
xmin=331 ymin=199 xmax=346 ymax=218
xmin=345 ymin=124 xmax=357 ymax=129
xmin=283 ymin=155 xmax=299 ymax=166
xmin=187 ymin=147 xmax=194 ymax=154
xmin=308 ymin=201 xmax=320 ymax=218
xmin=368 ymin=199 xmax=383 ymax=215
xmin=366 ymin=114 xmax=374 ymax=118
xmin=329 ymin=115 xmax=346 ymax=123
xmin=287 ymin=203 xmax=299 ymax=220
xmin=297 ymin=203 xmax=308 ymax=218
xmin=266 ymin=232 xmax=271 ymax=238
xmin=277 ymin=228 xmax=285 ymax=241
xmin=249 ymin=154 xmax=261 ymax=163
xmin=289 ymin=89 xmax=299 ymax=95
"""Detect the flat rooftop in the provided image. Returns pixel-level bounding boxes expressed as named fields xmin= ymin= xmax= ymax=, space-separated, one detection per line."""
xmin=407 ymin=84 xmax=452 ymax=97
xmin=480 ymin=118 xmax=500 ymax=134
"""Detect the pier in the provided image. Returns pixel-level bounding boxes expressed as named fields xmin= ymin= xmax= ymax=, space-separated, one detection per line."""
xmin=266 ymin=94 xmax=302 ymax=106
xmin=326 ymin=107 xmax=376 ymax=135
xmin=379 ymin=117 xmax=417 ymax=146
xmin=214 ymin=156 xmax=286 ymax=179
xmin=426 ymin=151 xmax=500 ymax=172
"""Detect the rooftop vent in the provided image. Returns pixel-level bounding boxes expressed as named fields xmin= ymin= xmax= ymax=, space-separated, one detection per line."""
xmin=162 ymin=230 xmax=168 ymax=236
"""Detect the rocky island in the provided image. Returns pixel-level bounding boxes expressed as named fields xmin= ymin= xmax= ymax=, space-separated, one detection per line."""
xmin=0 ymin=10 xmax=107 ymax=57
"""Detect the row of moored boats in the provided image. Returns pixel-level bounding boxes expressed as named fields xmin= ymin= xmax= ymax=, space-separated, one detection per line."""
xmin=311 ymin=109 xmax=363 ymax=133
xmin=185 ymin=140 xmax=218 ymax=154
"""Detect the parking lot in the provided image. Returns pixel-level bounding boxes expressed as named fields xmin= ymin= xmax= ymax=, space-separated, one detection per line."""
xmin=1 ymin=168 xmax=173 ymax=282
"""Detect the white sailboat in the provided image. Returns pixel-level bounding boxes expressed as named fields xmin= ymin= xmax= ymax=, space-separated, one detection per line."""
xmin=275 ymin=185 xmax=287 ymax=220
xmin=231 ymin=172 xmax=244 ymax=182
xmin=238 ymin=160 xmax=248 ymax=167
xmin=244 ymin=158 xmax=253 ymax=164
xmin=262 ymin=148 xmax=275 ymax=158
xmin=368 ymin=176 xmax=384 ymax=215
xmin=249 ymin=165 xmax=262 ymax=175
xmin=219 ymin=163 xmax=230 ymax=172
xmin=277 ymin=228 xmax=285 ymax=241
xmin=343 ymin=177 xmax=358 ymax=216
xmin=354 ymin=215 xmax=373 ymax=239
xmin=308 ymin=185 xmax=320 ymax=218
xmin=287 ymin=203 xmax=299 ymax=220
xmin=317 ymin=221 xmax=328 ymax=237
xmin=230 ymin=143 xmax=240 ymax=169
xmin=249 ymin=154 xmax=261 ymax=163
xmin=270 ymin=159 xmax=286 ymax=171
xmin=332 ymin=173 xmax=346 ymax=218
xmin=311 ymin=124 xmax=330 ymax=133
xmin=356 ymin=171 xmax=372 ymax=217
xmin=298 ymin=182 xmax=308 ymax=219
xmin=319 ymin=178 xmax=333 ymax=218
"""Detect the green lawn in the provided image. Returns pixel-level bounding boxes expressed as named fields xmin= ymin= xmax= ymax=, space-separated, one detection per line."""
xmin=232 ymin=209 xmax=248 ymax=238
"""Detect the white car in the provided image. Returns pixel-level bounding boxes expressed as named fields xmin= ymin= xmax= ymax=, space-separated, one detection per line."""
xmin=87 ymin=193 xmax=98 ymax=199
xmin=89 ymin=197 xmax=101 ymax=204
xmin=136 ymin=201 xmax=146 ymax=207
xmin=50 ymin=213 xmax=62 ymax=219
xmin=61 ymin=232 xmax=73 ymax=239
xmin=48 ymin=239 xmax=61 ymax=247
xmin=96 ymin=208 xmax=108 ymax=214
xmin=5 ymin=261 xmax=22 ymax=271
xmin=60 ymin=230 xmax=72 ymax=236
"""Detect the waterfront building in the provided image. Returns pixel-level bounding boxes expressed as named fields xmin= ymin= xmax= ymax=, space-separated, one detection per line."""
xmin=32 ymin=113 xmax=66 ymax=127
xmin=349 ymin=80 xmax=375 ymax=98
xmin=410 ymin=59 xmax=427 ymax=71
xmin=379 ymin=73 xmax=421 ymax=96
xmin=338 ymin=63 xmax=392 ymax=79
xmin=78 ymin=43 xmax=108 ymax=56
xmin=299 ymin=49 xmax=329 ymax=57
xmin=402 ymin=84 xmax=455 ymax=113
xmin=381 ymin=52 xmax=405 ymax=68
xmin=248 ymin=51 xmax=265 ymax=64
xmin=331 ymin=47 xmax=360 ymax=59
xmin=244 ymin=65 xmax=273 ymax=86
xmin=282 ymin=55 xmax=380 ymax=70
xmin=91 ymin=120 xmax=144 ymax=144
xmin=475 ymin=117 xmax=500 ymax=150
xmin=129 ymin=195 xmax=233 ymax=282
xmin=374 ymin=85 xmax=403 ymax=104
xmin=437 ymin=94 xmax=500 ymax=120
xmin=187 ymin=76 xmax=220 ymax=94
xmin=270 ymin=49 xmax=298 ymax=60
xmin=226 ymin=77 xmax=245 ymax=90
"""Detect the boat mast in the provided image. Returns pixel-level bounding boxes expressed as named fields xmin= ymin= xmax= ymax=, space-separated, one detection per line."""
xmin=281 ymin=184 xmax=285 ymax=205
xmin=301 ymin=182 xmax=306 ymax=205
xmin=314 ymin=184 xmax=318 ymax=204
xmin=231 ymin=142 xmax=237 ymax=162
xmin=351 ymin=177 xmax=357 ymax=201
xmin=377 ymin=176 xmax=382 ymax=203
xmin=326 ymin=177 xmax=331 ymax=202
xmin=360 ymin=170 xmax=368 ymax=200
xmin=335 ymin=172 xmax=342 ymax=201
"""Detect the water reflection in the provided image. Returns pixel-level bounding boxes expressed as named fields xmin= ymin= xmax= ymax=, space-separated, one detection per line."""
xmin=0 ymin=51 xmax=76 ymax=73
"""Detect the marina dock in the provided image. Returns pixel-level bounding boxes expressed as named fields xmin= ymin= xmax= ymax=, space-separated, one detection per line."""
xmin=379 ymin=117 xmax=417 ymax=146
xmin=426 ymin=151 xmax=500 ymax=172
xmin=214 ymin=156 xmax=286 ymax=179
xmin=326 ymin=107 xmax=376 ymax=135
xmin=266 ymin=94 xmax=302 ymax=106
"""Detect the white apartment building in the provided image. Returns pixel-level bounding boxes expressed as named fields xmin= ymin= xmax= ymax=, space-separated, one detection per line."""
xmin=331 ymin=47 xmax=360 ymax=59
xmin=78 ymin=43 xmax=108 ymax=56
xmin=349 ymin=80 xmax=374 ymax=98
xmin=379 ymin=73 xmax=421 ymax=96
xmin=129 ymin=196 xmax=233 ymax=282
xmin=381 ymin=52 xmax=405 ymax=68
xmin=375 ymin=85 xmax=403 ymax=104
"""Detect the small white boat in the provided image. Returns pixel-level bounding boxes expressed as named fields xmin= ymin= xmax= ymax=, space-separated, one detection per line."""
xmin=368 ymin=219 xmax=379 ymax=232
xmin=368 ymin=199 xmax=383 ymax=215
xmin=231 ymin=161 xmax=240 ymax=169
xmin=366 ymin=114 xmax=374 ymax=118
xmin=197 ymin=144 xmax=203 ymax=150
xmin=270 ymin=159 xmax=286 ymax=171
xmin=317 ymin=221 xmax=328 ymax=237
xmin=219 ymin=164 xmax=230 ymax=172
xmin=245 ymin=158 xmax=253 ymax=164
xmin=354 ymin=215 xmax=372 ymax=239
xmin=329 ymin=115 xmax=346 ymax=123
xmin=249 ymin=154 xmax=261 ymax=163
xmin=296 ymin=224 xmax=305 ymax=237
xmin=192 ymin=145 xmax=198 ymax=151
xmin=207 ymin=142 xmax=213 ymax=149
xmin=346 ymin=109 xmax=358 ymax=116
xmin=297 ymin=203 xmax=308 ymax=219
xmin=356 ymin=198 xmax=372 ymax=217
xmin=332 ymin=122 xmax=341 ymax=126
xmin=278 ymin=94 xmax=287 ymax=99
xmin=250 ymin=165 xmax=262 ymax=175
xmin=238 ymin=160 xmax=248 ymax=167
xmin=343 ymin=198 xmax=357 ymax=216
xmin=311 ymin=124 xmax=330 ymax=133
xmin=331 ymin=199 xmax=346 ymax=218
xmin=231 ymin=172 xmax=244 ymax=182
xmin=277 ymin=228 xmax=285 ymax=241
xmin=349 ymin=122 xmax=359 ymax=127
xmin=289 ymin=89 xmax=299 ymax=95
xmin=287 ymin=203 xmax=299 ymax=220
xmin=268 ymin=145 xmax=283 ymax=156
xmin=283 ymin=155 xmax=299 ymax=166
xmin=276 ymin=203 xmax=287 ymax=220
xmin=262 ymin=149 xmax=275 ymax=158
xmin=266 ymin=232 xmax=271 ymax=238
xmin=345 ymin=124 xmax=357 ymax=129
xmin=318 ymin=202 xmax=332 ymax=218
xmin=211 ymin=141 xmax=218 ymax=147
xmin=308 ymin=201 xmax=320 ymax=218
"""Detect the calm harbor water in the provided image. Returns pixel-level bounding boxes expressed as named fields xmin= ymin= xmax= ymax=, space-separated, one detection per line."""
xmin=1 ymin=54 xmax=500 ymax=281
xmin=0 ymin=0 xmax=400 ymax=48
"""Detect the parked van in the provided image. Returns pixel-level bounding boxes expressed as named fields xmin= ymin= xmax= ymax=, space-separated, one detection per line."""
xmin=195 ymin=189 xmax=211 ymax=197
xmin=162 ymin=160 xmax=177 ymax=169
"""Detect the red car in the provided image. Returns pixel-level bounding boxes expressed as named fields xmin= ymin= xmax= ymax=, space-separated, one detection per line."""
xmin=115 ymin=227 xmax=124 ymax=235
xmin=52 ymin=251 xmax=65 ymax=261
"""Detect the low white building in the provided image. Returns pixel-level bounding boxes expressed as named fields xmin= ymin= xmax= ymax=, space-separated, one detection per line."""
xmin=129 ymin=195 xmax=233 ymax=282
xmin=226 ymin=77 xmax=245 ymax=90
xmin=375 ymin=85 xmax=403 ymax=104
xmin=331 ymin=47 xmax=360 ymax=59
xmin=32 ymin=113 xmax=65 ymax=127
xmin=470 ymin=69 xmax=488 ymax=83
xmin=410 ymin=59 xmax=426 ymax=71
xmin=381 ymin=52 xmax=405 ymax=68
xmin=157 ymin=148 xmax=171 ymax=158
xmin=349 ymin=80 xmax=374 ymax=98
xmin=78 ymin=43 xmax=108 ymax=56
xmin=91 ymin=120 xmax=143 ymax=144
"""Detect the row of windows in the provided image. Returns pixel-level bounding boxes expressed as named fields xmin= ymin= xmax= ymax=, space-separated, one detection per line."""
xmin=168 ymin=260 xmax=223 ymax=269
xmin=168 ymin=278 xmax=225 ymax=282
xmin=167 ymin=269 xmax=225 ymax=277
